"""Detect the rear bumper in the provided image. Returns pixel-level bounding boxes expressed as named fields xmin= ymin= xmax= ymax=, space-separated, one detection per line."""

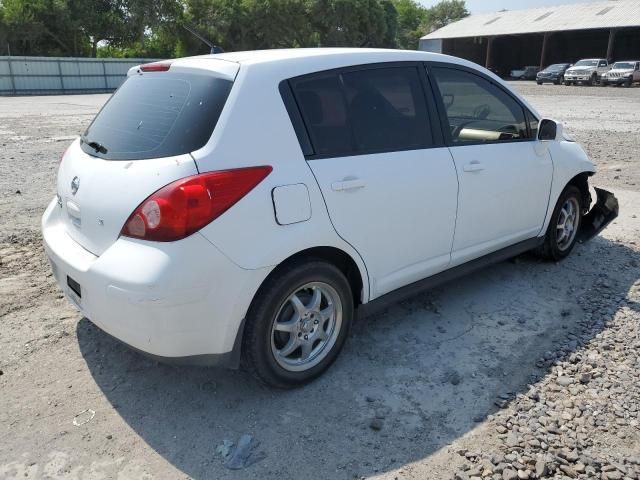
xmin=578 ymin=187 xmax=619 ymax=242
xmin=42 ymin=198 xmax=270 ymax=366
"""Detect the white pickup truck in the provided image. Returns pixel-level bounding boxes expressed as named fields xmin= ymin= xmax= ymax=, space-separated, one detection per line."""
xmin=564 ymin=58 xmax=610 ymax=86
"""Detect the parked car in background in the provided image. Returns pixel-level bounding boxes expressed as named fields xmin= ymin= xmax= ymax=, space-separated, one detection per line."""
xmin=536 ymin=63 xmax=572 ymax=85
xmin=601 ymin=61 xmax=640 ymax=87
xmin=42 ymin=49 xmax=619 ymax=388
xmin=564 ymin=58 xmax=610 ymax=85
xmin=510 ymin=66 xmax=540 ymax=80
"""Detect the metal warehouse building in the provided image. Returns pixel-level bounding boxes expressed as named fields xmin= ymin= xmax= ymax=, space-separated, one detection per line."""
xmin=419 ymin=0 xmax=640 ymax=76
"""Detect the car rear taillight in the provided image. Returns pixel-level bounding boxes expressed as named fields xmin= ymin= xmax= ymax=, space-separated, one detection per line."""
xmin=121 ymin=166 xmax=272 ymax=242
xmin=139 ymin=62 xmax=172 ymax=72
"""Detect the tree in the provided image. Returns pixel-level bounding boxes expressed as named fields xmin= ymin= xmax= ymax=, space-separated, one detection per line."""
xmin=309 ymin=0 xmax=391 ymax=48
xmin=391 ymin=0 xmax=428 ymax=50
xmin=424 ymin=0 xmax=468 ymax=33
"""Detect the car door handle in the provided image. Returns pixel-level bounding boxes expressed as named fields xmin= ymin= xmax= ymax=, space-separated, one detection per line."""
xmin=331 ymin=179 xmax=366 ymax=192
xmin=463 ymin=161 xmax=485 ymax=173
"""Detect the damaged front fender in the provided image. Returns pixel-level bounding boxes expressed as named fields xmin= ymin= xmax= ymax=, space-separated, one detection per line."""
xmin=578 ymin=187 xmax=619 ymax=242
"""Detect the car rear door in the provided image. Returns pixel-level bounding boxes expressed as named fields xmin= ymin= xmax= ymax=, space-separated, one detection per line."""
xmin=428 ymin=63 xmax=553 ymax=266
xmin=55 ymin=61 xmax=236 ymax=256
xmin=286 ymin=63 xmax=458 ymax=299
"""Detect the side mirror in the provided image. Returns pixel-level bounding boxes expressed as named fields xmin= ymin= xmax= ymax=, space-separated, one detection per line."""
xmin=538 ymin=118 xmax=563 ymax=141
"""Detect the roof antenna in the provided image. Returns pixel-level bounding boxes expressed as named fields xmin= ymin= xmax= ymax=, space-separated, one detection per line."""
xmin=182 ymin=24 xmax=224 ymax=54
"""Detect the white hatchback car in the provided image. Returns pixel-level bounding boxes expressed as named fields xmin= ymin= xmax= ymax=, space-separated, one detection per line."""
xmin=43 ymin=49 xmax=618 ymax=388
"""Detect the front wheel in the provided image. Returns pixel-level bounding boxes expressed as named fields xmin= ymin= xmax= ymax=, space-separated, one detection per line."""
xmin=242 ymin=259 xmax=354 ymax=388
xmin=537 ymin=186 xmax=583 ymax=261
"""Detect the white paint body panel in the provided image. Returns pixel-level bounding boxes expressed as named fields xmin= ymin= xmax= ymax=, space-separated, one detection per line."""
xmin=272 ymin=184 xmax=312 ymax=225
xmin=43 ymin=199 xmax=271 ymax=357
xmin=449 ymin=142 xmax=553 ymax=265
xmin=42 ymin=49 xmax=598 ymax=360
xmin=307 ymin=148 xmax=458 ymax=298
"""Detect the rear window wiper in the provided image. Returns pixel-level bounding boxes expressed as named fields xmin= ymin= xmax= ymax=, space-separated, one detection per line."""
xmin=80 ymin=135 xmax=108 ymax=154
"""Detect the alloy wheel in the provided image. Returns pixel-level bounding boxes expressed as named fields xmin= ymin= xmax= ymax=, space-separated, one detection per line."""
xmin=270 ymin=282 xmax=343 ymax=372
xmin=556 ymin=197 xmax=580 ymax=251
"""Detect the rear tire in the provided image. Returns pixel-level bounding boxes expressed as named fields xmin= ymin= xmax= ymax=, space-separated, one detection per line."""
xmin=565 ymin=81 xmax=572 ymax=86
xmin=537 ymin=186 xmax=583 ymax=261
xmin=537 ymin=81 xmax=543 ymax=85
xmin=242 ymin=259 xmax=354 ymax=388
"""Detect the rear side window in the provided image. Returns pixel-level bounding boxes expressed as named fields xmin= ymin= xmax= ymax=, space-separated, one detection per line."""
xmin=291 ymin=72 xmax=352 ymax=157
xmin=432 ymin=67 xmax=529 ymax=144
xmin=81 ymin=72 xmax=232 ymax=160
xmin=289 ymin=65 xmax=433 ymax=158
xmin=341 ymin=67 xmax=432 ymax=152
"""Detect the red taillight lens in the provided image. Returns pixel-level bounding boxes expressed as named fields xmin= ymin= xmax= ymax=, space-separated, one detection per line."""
xmin=121 ymin=166 xmax=272 ymax=242
xmin=139 ymin=62 xmax=172 ymax=72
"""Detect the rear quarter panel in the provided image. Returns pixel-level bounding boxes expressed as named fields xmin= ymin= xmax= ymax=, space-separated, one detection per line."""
xmin=191 ymin=62 xmax=371 ymax=302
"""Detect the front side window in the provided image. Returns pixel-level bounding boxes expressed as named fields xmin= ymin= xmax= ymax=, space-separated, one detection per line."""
xmin=432 ymin=67 xmax=529 ymax=144
xmin=290 ymin=65 xmax=432 ymax=157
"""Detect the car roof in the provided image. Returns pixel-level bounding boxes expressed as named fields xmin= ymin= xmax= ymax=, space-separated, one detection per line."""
xmin=195 ymin=48 xmax=440 ymax=65
xmin=173 ymin=48 xmax=486 ymax=75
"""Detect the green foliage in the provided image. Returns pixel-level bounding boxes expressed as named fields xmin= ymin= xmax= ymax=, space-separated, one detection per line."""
xmin=425 ymin=0 xmax=469 ymax=32
xmin=0 ymin=0 xmax=468 ymax=57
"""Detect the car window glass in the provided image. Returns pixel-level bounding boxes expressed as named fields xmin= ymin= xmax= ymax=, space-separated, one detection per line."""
xmin=81 ymin=73 xmax=232 ymax=160
xmin=340 ymin=67 xmax=432 ymax=153
xmin=291 ymin=66 xmax=432 ymax=157
xmin=432 ymin=67 xmax=529 ymax=144
xmin=291 ymin=72 xmax=353 ymax=157
xmin=599 ymin=61 xmax=607 ymax=67
xmin=526 ymin=110 xmax=539 ymax=139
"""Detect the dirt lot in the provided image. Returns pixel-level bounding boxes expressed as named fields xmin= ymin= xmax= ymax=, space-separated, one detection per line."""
xmin=1 ymin=82 xmax=639 ymax=480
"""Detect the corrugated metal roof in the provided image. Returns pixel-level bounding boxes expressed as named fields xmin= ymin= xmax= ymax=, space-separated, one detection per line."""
xmin=422 ymin=0 xmax=640 ymax=40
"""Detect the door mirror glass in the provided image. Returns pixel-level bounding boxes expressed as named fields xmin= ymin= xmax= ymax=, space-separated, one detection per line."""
xmin=538 ymin=119 xmax=557 ymax=141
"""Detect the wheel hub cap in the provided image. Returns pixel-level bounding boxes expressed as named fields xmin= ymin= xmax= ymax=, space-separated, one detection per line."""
xmin=270 ymin=282 xmax=343 ymax=372
xmin=556 ymin=197 xmax=579 ymax=251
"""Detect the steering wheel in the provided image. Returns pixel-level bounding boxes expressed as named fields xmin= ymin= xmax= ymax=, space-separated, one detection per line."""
xmin=473 ymin=104 xmax=491 ymax=120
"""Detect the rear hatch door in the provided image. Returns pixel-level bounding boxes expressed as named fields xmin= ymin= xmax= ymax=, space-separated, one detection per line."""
xmin=57 ymin=59 xmax=237 ymax=256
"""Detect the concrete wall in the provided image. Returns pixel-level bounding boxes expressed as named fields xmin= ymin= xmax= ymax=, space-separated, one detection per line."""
xmin=0 ymin=56 xmax=158 ymax=96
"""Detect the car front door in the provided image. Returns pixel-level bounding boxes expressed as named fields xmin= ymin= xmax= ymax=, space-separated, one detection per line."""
xmin=429 ymin=64 xmax=553 ymax=266
xmin=287 ymin=64 xmax=458 ymax=298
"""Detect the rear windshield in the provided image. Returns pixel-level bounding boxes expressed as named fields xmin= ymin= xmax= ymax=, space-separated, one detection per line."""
xmin=81 ymin=72 xmax=232 ymax=160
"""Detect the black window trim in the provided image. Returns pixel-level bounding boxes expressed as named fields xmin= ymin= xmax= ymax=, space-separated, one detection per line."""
xmin=425 ymin=61 xmax=540 ymax=148
xmin=279 ymin=61 xmax=447 ymax=161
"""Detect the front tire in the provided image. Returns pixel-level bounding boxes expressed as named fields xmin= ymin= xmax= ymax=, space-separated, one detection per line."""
xmin=537 ymin=186 xmax=583 ymax=261
xmin=242 ymin=259 xmax=354 ymax=388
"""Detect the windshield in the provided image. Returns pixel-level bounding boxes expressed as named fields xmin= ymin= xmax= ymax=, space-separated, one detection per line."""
xmin=575 ymin=60 xmax=598 ymax=67
xmin=613 ymin=62 xmax=635 ymax=70
xmin=545 ymin=64 xmax=566 ymax=72
xmin=81 ymin=72 xmax=233 ymax=160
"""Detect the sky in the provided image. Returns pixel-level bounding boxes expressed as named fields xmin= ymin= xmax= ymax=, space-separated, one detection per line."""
xmin=418 ymin=0 xmax=594 ymax=14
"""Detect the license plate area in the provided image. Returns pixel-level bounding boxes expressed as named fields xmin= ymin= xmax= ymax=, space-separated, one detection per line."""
xmin=67 ymin=275 xmax=82 ymax=299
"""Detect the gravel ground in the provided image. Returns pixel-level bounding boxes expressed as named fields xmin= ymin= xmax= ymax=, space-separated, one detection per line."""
xmin=0 ymin=82 xmax=639 ymax=480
